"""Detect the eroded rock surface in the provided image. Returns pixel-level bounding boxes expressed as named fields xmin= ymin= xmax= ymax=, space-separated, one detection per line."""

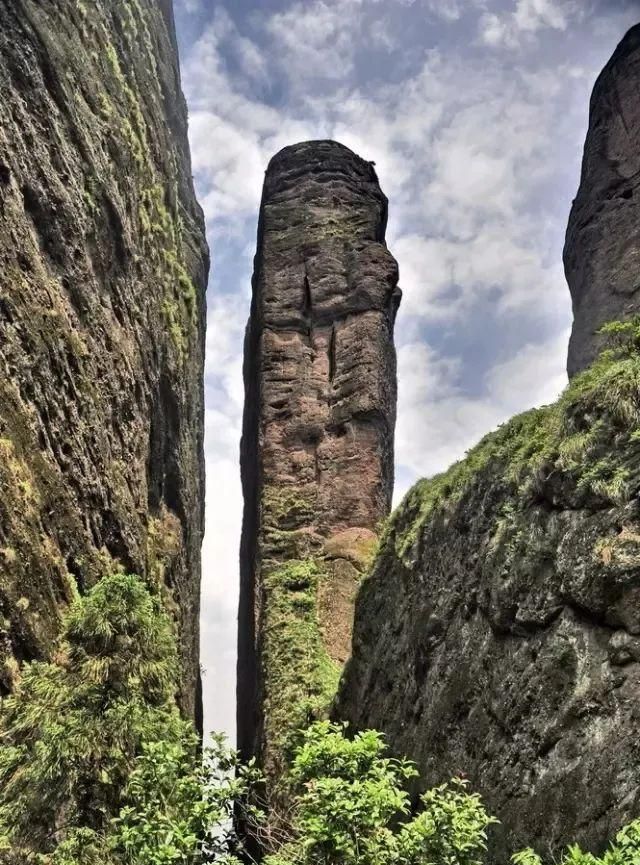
xmin=336 ymin=28 xmax=640 ymax=861
xmin=238 ymin=140 xmax=400 ymax=782
xmin=336 ymin=361 xmax=640 ymax=860
xmin=565 ymin=24 xmax=640 ymax=377
xmin=0 ymin=0 xmax=208 ymax=720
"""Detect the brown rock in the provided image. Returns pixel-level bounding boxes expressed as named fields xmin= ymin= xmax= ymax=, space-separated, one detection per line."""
xmin=237 ymin=141 xmax=400 ymax=784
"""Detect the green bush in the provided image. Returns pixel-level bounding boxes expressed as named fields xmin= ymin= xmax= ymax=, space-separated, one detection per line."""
xmin=264 ymin=721 xmax=496 ymax=865
xmin=0 ymin=573 xmax=185 ymax=856
xmin=2 ymin=574 xmax=638 ymax=865
xmin=264 ymin=721 xmax=640 ymax=865
xmin=512 ymin=820 xmax=640 ymax=865
xmin=0 ymin=573 xmax=257 ymax=865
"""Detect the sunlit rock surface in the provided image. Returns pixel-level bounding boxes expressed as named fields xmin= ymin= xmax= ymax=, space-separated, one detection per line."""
xmin=237 ymin=140 xmax=401 ymax=784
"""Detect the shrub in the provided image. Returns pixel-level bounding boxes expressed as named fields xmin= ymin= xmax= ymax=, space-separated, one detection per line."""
xmin=512 ymin=819 xmax=640 ymax=865
xmin=2 ymin=575 xmax=638 ymax=865
xmin=264 ymin=721 xmax=496 ymax=865
xmin=0 ymin=573 xmax=253 ymax=864
xmin=0 ymin=573 xmax=187 ymax=857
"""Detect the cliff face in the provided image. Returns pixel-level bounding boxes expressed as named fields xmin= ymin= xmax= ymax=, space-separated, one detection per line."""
xmin=337 ymin=26 xmax=640 ymax=862
xmin=238 ymin=140 xmax=400 ymax=782
xmin=0 ymin=0 xmax=207 ymax=720
xmin=565 ymin=24 xmax=640 ymax=377
xmin=336 ymin=350 xmax=640 ymax=860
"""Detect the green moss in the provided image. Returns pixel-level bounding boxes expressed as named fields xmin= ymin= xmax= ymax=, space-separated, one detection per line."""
xmin=260 ymin=486 xmax=320 ymax=562
xmin=104 ymin=42 xmax=124 ymax=84
xmin=162 ymin=299 xmax=186 ymax=355
xmin=146 ymin=507 xmax=182 ymax=619
xmin=138 ymin=186 xmax=198 ymax=362
xmin=262 ymin=558 xmax=341 ymax=779
xmin=389 ymin=319 xmax=640 ymax=560
xmin=263 ymin=485 xmax=316 ymax=531
xmin=100 ymin=28 xmax=199 ymax=366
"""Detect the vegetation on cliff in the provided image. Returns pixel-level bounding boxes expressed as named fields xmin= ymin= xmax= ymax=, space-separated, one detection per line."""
xmin=0 ymin=0 xmax=207 ymax=719
xmin=263 ymin=722 xmax=496 ymax=865
xmin=0 ymin=573 xmax=638 ymax=863
xmin=259 ymin=722 xmax=640 ymax=865
xmin=390 ymin=318 xmax=640 ymax=561
xmin=261 ymin=555 xmax=341 ymax=776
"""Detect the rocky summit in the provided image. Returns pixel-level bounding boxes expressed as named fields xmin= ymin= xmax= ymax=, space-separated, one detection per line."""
xmin=237 ymin=140 xmax=401 ymax=786
xmin=565 ymin=24 xmax=640 ymax=377
xmin=0 ymin=0 xmax=208 ymax=721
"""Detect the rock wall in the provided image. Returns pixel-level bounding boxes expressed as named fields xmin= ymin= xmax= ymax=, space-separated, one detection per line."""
xmin=338 ymin=26 xmax=640 ymax=861
xmin=336 ymin=358 xmax=640 ymax=860
xmin=0 ymin=0 xmax=208 ymax=721
xmin=565 ymin=24 xmax=640 ymax=377
xmin=237 ymin=140 xmax=400 ymax=783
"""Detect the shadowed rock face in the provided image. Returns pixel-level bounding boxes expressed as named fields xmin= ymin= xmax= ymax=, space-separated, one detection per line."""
xmin=238 ymin=140 xmax=400 ymax=782
xmin=337 ymin=412 xmax=640 ymax=862
xmin=0 ymin=0 xmax=207 ymax=721
xmin=565 ymin=24 xmax=640 ymax=377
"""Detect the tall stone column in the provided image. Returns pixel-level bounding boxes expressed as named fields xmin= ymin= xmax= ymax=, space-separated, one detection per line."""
xmin=237 ymin=140 xmax=400 ymax=784
xmin=565 ymin=24 xmax=640 ymax=377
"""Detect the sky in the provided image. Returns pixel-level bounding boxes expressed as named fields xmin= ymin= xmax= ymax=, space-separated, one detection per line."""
xmin=171 ymin=0 xmax=640 ymax=740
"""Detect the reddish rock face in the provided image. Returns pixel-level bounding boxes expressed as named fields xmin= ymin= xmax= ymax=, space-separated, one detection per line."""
xmin=565 ymin=24 xmax=640 ymax=377
xmin=237 ymin=140 xmax=400 ymax=781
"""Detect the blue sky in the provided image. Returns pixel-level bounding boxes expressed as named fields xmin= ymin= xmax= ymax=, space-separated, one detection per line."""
xmin=171 ymin=0 xmax=640 ymax=740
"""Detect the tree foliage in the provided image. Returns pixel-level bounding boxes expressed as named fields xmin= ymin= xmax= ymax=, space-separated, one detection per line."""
xmin=512 ymin=820 xmax=640 ymax=865
xmin=1 ymin=574 xmax=639 ymax=865
xmin=264 ymin=721 xmax=496 ymax=865
xmin=0 ymin=573 xmax=255 ymax=865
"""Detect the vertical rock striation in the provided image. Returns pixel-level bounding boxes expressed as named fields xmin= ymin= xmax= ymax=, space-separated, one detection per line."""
xmin=0 ymin=0 xmax=207 ymax=721
xmin=565 ymin=24 xmax=640 ymax=377
xmin=238 ymin=140 xmax=400 ymax=783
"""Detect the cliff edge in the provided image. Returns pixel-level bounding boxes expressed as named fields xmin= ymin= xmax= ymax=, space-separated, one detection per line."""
xmin=338 ymin=23 xmax=640 ymax=862
xmin=565 ymin=24 xmax=640 ymax=377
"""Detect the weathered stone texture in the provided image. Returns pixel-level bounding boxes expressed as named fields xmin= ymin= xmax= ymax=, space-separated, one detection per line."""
xmin=336 ymin=407 xmax=640 ymax=862
xmin=238 ymin=141 xmax=400 ymax=780
xmin=0 ymin=0 xmax=208 ymax=720
xmin=565 ymin=24 xmax=640 ymax=377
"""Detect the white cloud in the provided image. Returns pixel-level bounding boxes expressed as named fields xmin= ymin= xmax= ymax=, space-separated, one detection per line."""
xmin=479 ymin=0 xmax=579 ymax=48
xmin=175 ymin=0 xmax=633 ymax=738
xmin=424 ymin=0 xmax=464 ymax=21
xmin=182 ymin=15 xmax=315 ymax=231
xmin=200 ymin=291 xmax=248 ymax=740
xmin=201 ymin=453 xmax=243 ymax=740
xmin=176 ymin=0 xmax=202 ymax=14
xmin=395 ymin=230 xmax=568 ymax=324
xmin=265 ymin=0 xmax=362 ymax=84
xmin=395 ymin=330 xmax=568 ymax=497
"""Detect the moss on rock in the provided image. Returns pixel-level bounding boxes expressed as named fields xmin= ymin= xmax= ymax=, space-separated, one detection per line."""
xmin=337 ymin=319 xmax=640 ymax=861
xmin=389 ymin=319 xmax=640 ymax=563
